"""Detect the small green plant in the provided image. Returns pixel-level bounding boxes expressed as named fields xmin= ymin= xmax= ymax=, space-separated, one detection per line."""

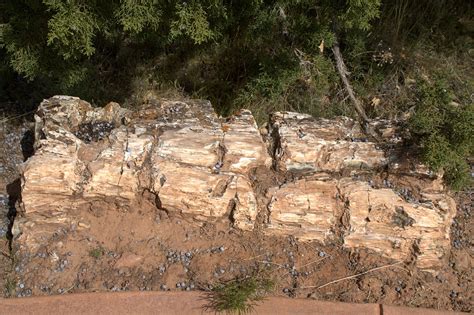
xmin=408 ymin=78 xmax=473 ymax=190
xmin=89 ymin=246 xmax=104 ymax=259
xmin=4 ymin=277 xmax=16 ymax=297
xmin=206 ymin=275 xmax=275 ymax=314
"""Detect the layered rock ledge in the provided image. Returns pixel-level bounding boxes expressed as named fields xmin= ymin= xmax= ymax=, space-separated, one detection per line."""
xmin=13 ymin=96 xmax=456 ymax=272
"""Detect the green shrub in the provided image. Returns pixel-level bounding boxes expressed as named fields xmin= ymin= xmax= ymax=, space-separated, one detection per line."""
xmin=232 ymin=53 xmax=342 ymax=123
xmin=0 ymin=0 xmax=383 ymax=111
xmin=409 ymin=78 xmax=473 ymax=190
xmin=4 ymin=277 xmax=16 ymax=297
xmin=89 ymin=246 xmax=104 ymax=259
xmin=206 ymin=276 xmax=274 ymax=314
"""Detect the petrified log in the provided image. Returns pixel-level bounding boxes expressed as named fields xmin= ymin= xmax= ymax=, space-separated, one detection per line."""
xmin=13 ymin=96 xmax=456 ymax=271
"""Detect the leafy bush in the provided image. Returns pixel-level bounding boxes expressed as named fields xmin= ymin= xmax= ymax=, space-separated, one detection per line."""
xmin=409 ymin=78 xmax=473 ymax=190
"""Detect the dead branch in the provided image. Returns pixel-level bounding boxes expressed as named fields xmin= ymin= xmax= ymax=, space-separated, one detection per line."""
xmin=297 ymin=255 xmax=329 ymax=270
xmin=332 ymin=42 xmax=369 ymax=123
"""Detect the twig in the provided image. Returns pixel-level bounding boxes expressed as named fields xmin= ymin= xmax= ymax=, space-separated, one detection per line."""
xmin=0 ymin=110 xmax=36 ymax=125
xmin=62 ymin=283 xmax=77 ymax=294
xmin=256 ymin=260 xmax=286 ymax=268
xmin=1 ymin=250 xmax=11 ymax=259
xmin=299 ymin=261 xmax=403 ymax=290
xmin=242 ymin=253 xmax=267 ymax=261
xmin=297 ymin=255 xmax=329 ymax=270
xmin=0 ymin=101 xmax=65 ymax=125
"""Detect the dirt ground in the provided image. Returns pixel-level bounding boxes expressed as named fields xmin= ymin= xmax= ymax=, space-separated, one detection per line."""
xmin=0 ymin=118 xmax=472 ymax=313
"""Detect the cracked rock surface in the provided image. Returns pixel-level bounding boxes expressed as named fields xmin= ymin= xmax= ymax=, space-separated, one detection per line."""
xmin=14 ymin=96 xmax=456 ymax=271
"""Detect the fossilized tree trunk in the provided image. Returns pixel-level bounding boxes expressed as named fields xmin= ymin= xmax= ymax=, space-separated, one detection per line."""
xmin=13 ymin=96 xmax=456 ymax=272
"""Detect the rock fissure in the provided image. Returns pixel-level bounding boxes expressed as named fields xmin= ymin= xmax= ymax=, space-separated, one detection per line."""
xmin=117 ymin=127 xmax=130 ymax=186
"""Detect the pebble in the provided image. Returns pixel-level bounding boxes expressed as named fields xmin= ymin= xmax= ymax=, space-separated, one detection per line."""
xmin=453 ymin=239 xmax=462 ymax=248
xmin=211 ymin=246 xmax=225 ymax=254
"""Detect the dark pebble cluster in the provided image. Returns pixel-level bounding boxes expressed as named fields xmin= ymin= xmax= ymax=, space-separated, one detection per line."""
xmin=0 ymin=194 xmax=8 ymax=237
xmin=16 ymin=288 xmax=32 ymax=298
xmin=166 ymin=250 xmax=194 ymax=266
xmin=210 ymin=246 xmax=225 ymax=254
xmin=175 ymin=281 xmax=195 ymax=291
xmin=74 ymin=121 xmax=115 ymax=143
xmin=56 ymin=258 xmax=69 ymax=272
xmin=213 ymin=267 xmax=226 ymax=277
xmin=350 ymin=137 xmax=369 ymax=142
xmin=397 ymin=187 xmax=416 ymax=203
xmin=383 ymin=179 xmax=394 ymax=188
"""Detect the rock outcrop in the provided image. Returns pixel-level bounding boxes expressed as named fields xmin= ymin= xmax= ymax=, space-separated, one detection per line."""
xmin=13 ymin=96 xmax=456 ymax=272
